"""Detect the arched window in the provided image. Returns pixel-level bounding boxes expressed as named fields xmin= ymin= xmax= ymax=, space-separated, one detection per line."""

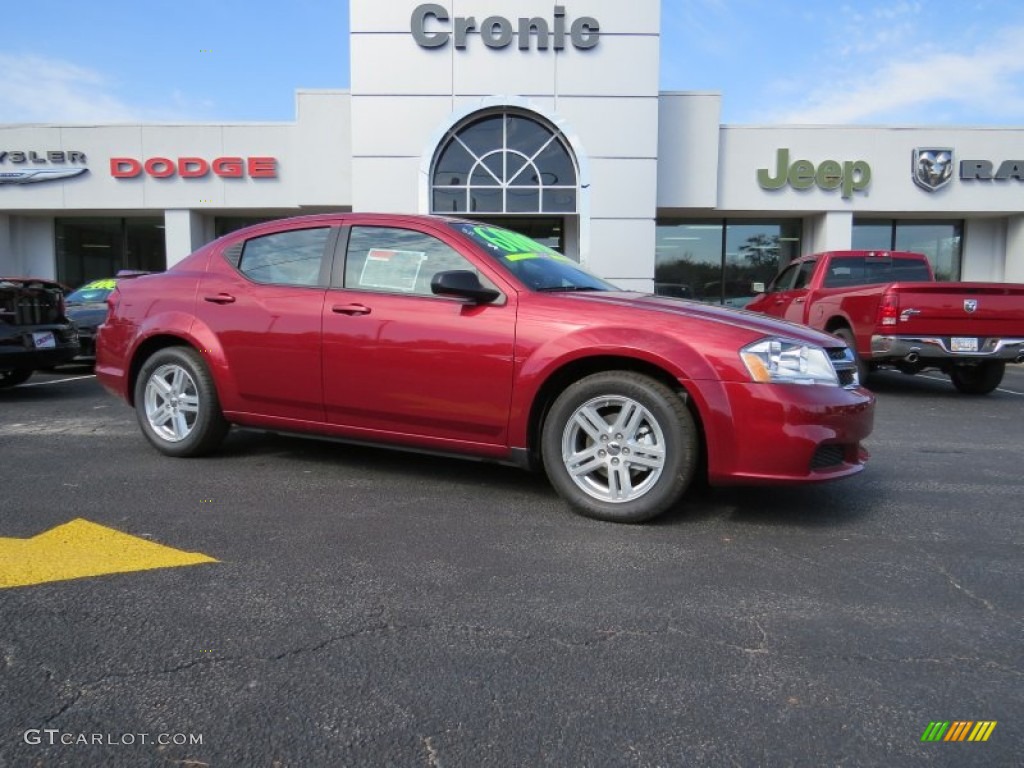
xmin=431 ymin=110 xmax=578 ymax=215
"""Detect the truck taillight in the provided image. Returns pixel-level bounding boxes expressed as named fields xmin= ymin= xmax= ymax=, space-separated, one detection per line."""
xmin=877 ymin=292 xmax=899 ymax=327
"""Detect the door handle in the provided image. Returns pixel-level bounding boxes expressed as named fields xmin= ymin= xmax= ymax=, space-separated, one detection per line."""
xmin=331 ymin=303 xmax=371 ymax=316
xmin=794 ymin=297 xmax=805 ymax=304
xmin=203 ymin=293 xmax=236 ymax=304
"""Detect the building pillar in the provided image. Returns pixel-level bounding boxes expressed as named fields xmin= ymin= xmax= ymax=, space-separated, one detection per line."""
xmin=1005 ymin=215 xmax=1024 ymax=283
xmin=164 ymin=210 xmax=209 ymax=268
xmin=803 ymin=211 xmax=853 ymax=255
xmin=0 ymin=215 xmax=12 ymax=273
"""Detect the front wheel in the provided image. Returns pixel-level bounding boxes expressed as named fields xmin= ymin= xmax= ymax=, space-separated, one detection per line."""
xmin=949 ymin=361 xmax=1005 ymax=395
xmin=0 ymin=369 xmax=33 ymax=389
xmin=541 ymin=372 xmax=698 ymax=523
xmin=134 ymin=346 xmax=229 ymax=457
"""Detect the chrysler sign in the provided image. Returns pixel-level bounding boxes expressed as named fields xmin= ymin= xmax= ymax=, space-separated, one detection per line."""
xmin=0 ymin=149 xmax=89 ymax=185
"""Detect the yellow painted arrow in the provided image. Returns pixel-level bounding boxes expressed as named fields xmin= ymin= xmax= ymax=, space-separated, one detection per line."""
xmin=0 ymin=518 xmax=218 ymax=589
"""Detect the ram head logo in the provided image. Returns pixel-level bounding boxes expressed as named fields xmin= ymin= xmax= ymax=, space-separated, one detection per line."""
xmin=912 ymin=148 xmax=954 ymax=192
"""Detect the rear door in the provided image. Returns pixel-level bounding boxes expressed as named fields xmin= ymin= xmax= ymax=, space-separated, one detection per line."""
xmin=194 ymin=224 xmax=335 ymax=422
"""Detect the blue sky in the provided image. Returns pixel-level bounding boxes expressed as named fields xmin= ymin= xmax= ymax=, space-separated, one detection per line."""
xmin=2 ymin=1 xmax=1023 ymax=126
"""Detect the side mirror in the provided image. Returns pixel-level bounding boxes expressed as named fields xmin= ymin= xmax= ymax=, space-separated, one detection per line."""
xmin=430 ymin=270 xmax=500 ymax=304
xmin=751 ymin=281 xmax=766 ymax=294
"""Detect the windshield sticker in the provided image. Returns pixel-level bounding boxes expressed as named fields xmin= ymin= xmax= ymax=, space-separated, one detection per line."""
xmin=358 ymin=248 xmax=427 ymax=292
xmin=471 ymin=226 xmax=551 ymax=254
xmin=81 ymin=278 xmax=117 ymax=291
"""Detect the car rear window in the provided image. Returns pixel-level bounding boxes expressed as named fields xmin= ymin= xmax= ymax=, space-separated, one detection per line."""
xmin=823 ymin=257 xmax=932 ymax=287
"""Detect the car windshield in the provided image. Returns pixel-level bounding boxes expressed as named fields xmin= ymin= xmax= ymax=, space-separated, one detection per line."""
xmin=66 ymin=279 xmax=117 ymax=304
xmin=452 ymin=222 xmax=618 ymax=292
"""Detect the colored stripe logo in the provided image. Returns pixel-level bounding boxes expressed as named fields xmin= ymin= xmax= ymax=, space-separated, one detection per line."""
xmin=921 ymin=721 xmax=997 ymax=742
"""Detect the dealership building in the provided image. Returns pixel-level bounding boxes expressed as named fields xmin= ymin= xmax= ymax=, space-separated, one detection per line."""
xmin=2 ymin=0 xmax=1023 ymax=301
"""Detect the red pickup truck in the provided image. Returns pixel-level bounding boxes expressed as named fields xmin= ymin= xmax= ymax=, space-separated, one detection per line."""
xmin=746 ymin=250 xmax=1024 ymax=394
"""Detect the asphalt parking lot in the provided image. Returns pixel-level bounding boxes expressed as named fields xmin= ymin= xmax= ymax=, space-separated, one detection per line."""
xmin=1 ymin=365 xmax=1021 ymax=767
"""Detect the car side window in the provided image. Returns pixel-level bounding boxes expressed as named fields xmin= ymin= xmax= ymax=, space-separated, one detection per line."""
xmin=344 ymin=226 xmax=494 ymax=297
xmin=793 ymin=261 xmax=816 ymax=290
xmin=770 ymin=264 xmax=800 ymax=292
xmin=238 ymin=227 xmax=330 ymax=286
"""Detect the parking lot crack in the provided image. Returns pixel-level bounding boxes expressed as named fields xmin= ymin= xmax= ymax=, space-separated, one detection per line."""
xmin=267 ymin=622 xmax=392 ymax=661
xmin=936 ymin=564 xmax=999 ymax=613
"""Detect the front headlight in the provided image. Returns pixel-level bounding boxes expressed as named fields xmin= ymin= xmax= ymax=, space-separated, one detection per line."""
xmin=740 ymin=338 xmax=839 ymax=386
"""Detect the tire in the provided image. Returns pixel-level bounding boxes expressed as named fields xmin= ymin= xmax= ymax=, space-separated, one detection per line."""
xmin=949 ymin=361 xmax=1005 ymax=395
xmin=134 ymin=346 xmax=229 ymax=457
xmin=833 ymin=328 xmax=870 ymax=385
xmin=541 ymin=371 xmax=698 ymax=523
xmin=0 ymin=369 xmax=33 ymax=389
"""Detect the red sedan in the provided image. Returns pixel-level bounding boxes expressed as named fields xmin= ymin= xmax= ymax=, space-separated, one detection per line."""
xmin=96 ymin=214 xmax=874 ymax=523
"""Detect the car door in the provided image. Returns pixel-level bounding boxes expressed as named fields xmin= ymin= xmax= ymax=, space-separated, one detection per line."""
xmin=194 ymin=224 xmax=335 ymax=422
xmin=758 ymin=260 xmax=816 ymax=324
xmin=321 ymin=221 xmax=517 ymax=449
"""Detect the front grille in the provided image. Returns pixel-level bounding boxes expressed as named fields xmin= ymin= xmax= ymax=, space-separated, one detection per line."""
xmin=1 ymin=285 xmax=64 ymax=326
xmin=826 ymin=346 xmax=849 ymax=361
xmin=811 ymin=444 xmax=846 ymax=470
xmin=837 ymin=369 xmax=856 ymax=387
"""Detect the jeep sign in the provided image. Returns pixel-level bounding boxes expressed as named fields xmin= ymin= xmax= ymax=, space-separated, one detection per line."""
xmin=758 ymin=148 xmax=871 ymax=200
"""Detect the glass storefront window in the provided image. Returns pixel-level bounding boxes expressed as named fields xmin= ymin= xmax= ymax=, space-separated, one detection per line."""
xmin=852 ymin=219 xmax=963 ymax=280
xmin=655 ymin=219 xmax=801 ymax=305
xmin=654 ymin=221 xmax=723 ymax=302
xmin=56 ymin=217 xmax=165 ymax=288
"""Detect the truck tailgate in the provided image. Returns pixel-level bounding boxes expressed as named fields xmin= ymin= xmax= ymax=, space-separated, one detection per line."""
xmin=890 ymin=282 xmax=1024 ymax=336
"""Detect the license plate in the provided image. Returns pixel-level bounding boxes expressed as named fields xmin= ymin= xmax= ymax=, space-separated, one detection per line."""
xmin=951 ymin=337 xmax=978 ymax=353
xmin=31 ymin=331 xmax=56 ymax=349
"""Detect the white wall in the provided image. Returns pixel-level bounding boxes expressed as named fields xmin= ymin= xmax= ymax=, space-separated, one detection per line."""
xmin=656 ymin=93 xmax=721 ymax=210
xmin=13 ymin=218 xmax=55 ymax=278
xmin=962 ymin=219 xmax=1005 ymax=282
xmin=1006 ymin=215 xmax=1024 ymax=283
xmin=0 ymin=215 xmax=11 ymax=274
xmin=717 ymin=126 xmax=1024 ymax=214
xmin=349 ymin=0 xmax=662 ymax=287
xmin=804 ymin=212 xmax=853 ymax=255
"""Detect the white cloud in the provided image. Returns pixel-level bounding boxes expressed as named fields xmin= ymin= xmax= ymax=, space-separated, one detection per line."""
xmin=771 ymin=25 xmax=1024 ymax=125
xmin=0 ymin=53 xmax=208 ymax=124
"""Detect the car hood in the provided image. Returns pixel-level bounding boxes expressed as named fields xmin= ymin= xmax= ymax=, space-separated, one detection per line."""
xmin=558 ymin=291 xmax=842 ymax=347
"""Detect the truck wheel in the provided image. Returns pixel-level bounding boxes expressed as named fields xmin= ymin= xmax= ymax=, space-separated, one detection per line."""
xmin=832 ymin=328 xmax=869 ymax=385
xmin=0 ymin=369 xmax=33 ymax=389
xmin=541 ymin=372 xmax=698 ymax=523
xmin=134 ymin=346 xmax=229 ymax=457
xmin=949 ymin=361 xmax=1005 ymax=395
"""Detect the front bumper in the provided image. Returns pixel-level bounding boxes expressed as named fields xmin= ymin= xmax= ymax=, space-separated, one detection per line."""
xmin=0 ymin=327 xmax=80 ymax=371
xmin=73 ymin=328 xmax=98 ymax=361
xmin=871 ymin=335 xmax=1024 ymax=362
xmin=705 ymin=380 xmax=875 ymax=486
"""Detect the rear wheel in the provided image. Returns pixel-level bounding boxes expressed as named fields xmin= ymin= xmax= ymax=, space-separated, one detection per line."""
xmin=0 ymin=369 xmax=33 ymax=389
xmin=134 ymin=347 xmax=229 ymax=456
xmin=541 ymin=371 xmax=698 ymax=523
xmin=833 ymin=328 xmax=869 ymax=385
xmin=949 ymin=361 xmax=1005 ymax=395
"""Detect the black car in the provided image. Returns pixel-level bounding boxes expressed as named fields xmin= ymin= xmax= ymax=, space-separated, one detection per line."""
xmin=0 ymin=277 xmax=80 ymax=387
xmin=65 ymin=278 xmax=118 ymax=361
